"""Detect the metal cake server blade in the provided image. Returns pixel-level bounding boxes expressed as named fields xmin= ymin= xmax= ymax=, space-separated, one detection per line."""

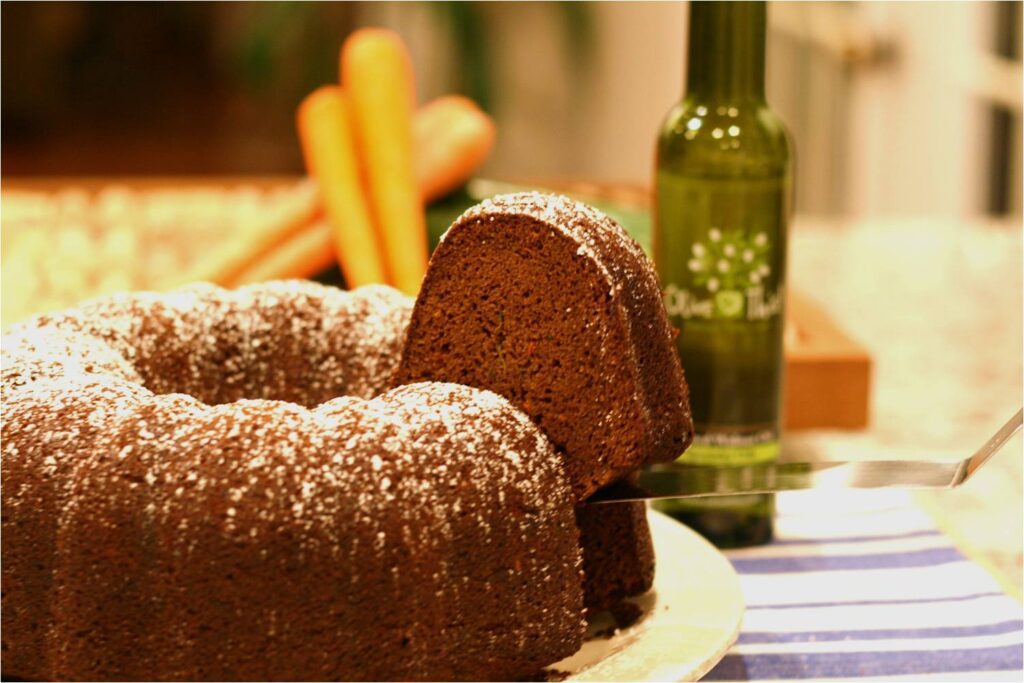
xmin=588 ymin=408 xmax=1023 ymax=504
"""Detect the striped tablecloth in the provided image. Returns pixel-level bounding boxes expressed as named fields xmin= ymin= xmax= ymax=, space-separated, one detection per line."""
xmin=704 ymin=490 xmax=1024 ymax=681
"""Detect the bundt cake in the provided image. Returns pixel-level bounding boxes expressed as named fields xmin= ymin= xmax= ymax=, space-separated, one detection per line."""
xmin=394 ymin=192 xmax=694 ymax=502
xmin=577 ymin=501 xmax=655 ymax=613
xmin=4 ymin=194 xmax=694 ymax=681
xmin=3 ymin=281 xmax=413 ymax=406
xmin=2 ymin=282 xmax=586 ymax=681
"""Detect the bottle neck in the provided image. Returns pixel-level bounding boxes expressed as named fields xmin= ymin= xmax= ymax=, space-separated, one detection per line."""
xmin=685 ymin=1 xmax=767 ymax=103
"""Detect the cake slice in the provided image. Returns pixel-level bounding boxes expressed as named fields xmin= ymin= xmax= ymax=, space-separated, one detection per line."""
xmin=395 ymin=192 xmax=693 ymax=502
xmin=577 ymin=500 xmax=655 ymax=615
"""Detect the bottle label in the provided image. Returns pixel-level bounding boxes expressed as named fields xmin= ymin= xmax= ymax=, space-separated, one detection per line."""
xmin=662 ymin=228 xmax=784 ymax=322
xmin=655 ymin=173 xmax=789 ymax=468
xmin=682 ymin=433 xmax=780 ymax=466
xmin=672 ymin=431 xmax=779 ymax=513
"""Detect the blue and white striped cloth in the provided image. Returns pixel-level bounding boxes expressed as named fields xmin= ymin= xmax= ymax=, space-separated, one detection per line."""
xmin=704 ymin=490 xmax=1024 ymax=681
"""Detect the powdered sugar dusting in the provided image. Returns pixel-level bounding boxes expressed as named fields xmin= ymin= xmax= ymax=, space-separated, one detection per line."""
xmin=455 ymin=191 xmax=652 ymax=293
xmin=3 ymin=280 xmax=413 ymax=405
xmin=1 ymin=279 xmax=585 ymax=679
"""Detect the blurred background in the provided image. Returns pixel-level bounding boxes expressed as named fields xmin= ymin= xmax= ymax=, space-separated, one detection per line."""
xmin=2 ymin=2 xmax=1022 ymax=592
xmin=3 ymin=1 xmax=1021 ymax=219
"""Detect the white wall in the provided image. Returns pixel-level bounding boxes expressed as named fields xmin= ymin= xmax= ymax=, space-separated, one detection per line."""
xmin=369 ymin=1 xmax=1014 ymax=219
xmin=844 ymin=2 xmax=992 ymax=218
xmin=372 ymin=2 xmax=685 ymax=185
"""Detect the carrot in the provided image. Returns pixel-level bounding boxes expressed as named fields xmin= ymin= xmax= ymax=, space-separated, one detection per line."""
xmin=233 ymin=219 xmax=335 ymax=286
xmin=296 ymin=85 xmax=388 ymax=288
xmin=415 ymin=95 xmax=495 ymax=203
xmin=243 ymin=92 xmax=492 ymax=284
xmin=214 ymin=184 xmax=323 ymax=287
xmin=342 ymin=28 xmax=427 ymax=295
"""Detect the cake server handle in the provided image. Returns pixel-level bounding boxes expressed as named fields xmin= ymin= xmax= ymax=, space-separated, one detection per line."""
xmin=587 ymin=408 xmax=1023 ymax=504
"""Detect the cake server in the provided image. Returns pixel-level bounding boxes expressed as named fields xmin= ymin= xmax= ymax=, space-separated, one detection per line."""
xmin=587 ymin=408 xmax=1023 ymax=504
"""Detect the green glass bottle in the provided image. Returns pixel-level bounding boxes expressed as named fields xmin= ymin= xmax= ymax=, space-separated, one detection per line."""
xmin=653 ymin=1 xmax=792 ymax=548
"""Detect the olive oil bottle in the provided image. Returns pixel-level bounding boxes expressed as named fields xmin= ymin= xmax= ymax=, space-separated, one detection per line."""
xmin=653 ymin=1 xmax=792 ymax=547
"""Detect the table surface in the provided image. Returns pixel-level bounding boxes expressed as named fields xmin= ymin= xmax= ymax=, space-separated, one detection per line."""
xmin=785 ymin=215 xmax=1023 ymax=599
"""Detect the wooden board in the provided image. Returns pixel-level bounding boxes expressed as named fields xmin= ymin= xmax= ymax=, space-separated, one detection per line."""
xmin=784 ymin=291 xmax=872 ymax=430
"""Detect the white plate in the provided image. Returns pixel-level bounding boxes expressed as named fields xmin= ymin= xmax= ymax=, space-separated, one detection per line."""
xmin=556 ymin=509 xmax=744 ymax=682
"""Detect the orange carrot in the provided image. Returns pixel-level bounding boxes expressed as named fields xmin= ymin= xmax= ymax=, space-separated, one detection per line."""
xmin=232 ymin=219 xmax=335 ymax=286
xmin=214 ymin=186 xmax=323 ymax=287
xmin=242 ymin=91 xmax=492 ymax=283
xmin=296 ymin=86 xmax=388 ymax=288
xmin=342 ymin=28 xmax=427 ymax=295
xmin=415 ymin=95 xmax=495 ymax=203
